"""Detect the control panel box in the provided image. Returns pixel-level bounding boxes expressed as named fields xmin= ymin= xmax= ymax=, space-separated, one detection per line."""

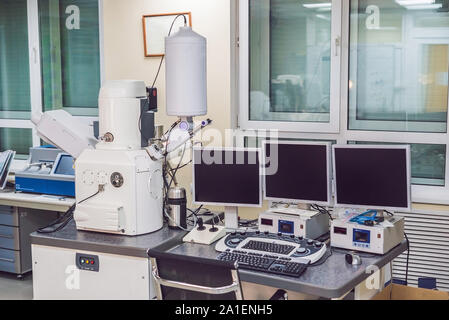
xmin=258 ymin=210 xmax=330 ymax=240
xmin=330 ymin=216 xmax=405 ymax=255
xmin=76 ymin=253 xmax=99 ymax=272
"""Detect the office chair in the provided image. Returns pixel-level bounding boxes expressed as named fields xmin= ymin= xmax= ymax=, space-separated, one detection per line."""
xmin=148 ymin=247 xmax=288 ymax=300
xmin=148 ymin=248 xmax=244 ymax=300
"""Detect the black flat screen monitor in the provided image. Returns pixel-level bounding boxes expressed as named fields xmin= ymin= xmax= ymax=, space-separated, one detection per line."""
xmin=193 ymin=148 xmax=261 ymax=207
xmin=263 ymin=142 xmax=332 ymax=206
xmin=333 ymin=145 xmax=411 ymax=211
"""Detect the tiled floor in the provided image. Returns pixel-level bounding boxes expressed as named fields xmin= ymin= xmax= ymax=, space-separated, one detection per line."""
xmin=0 ymin=272 xmax=33 ymax=300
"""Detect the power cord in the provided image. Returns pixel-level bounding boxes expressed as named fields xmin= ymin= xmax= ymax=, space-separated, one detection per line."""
xmin=139 ymin=14 xmax=188 ymax=142
xmin=311 ymin=204 xmax=334 ymax=221
xmin=385 ymin=210 xmax=395 ymax=217
xmin=37 ymin=186 xmax=104 ymax=234
xmin=404 ymin=231 xmax=410 ymax=286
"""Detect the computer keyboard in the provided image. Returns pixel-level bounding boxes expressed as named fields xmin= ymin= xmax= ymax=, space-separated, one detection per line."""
xmin=215 ymin=231 xmax=327 ymax=278
xmin=217 ymin=251 xmax=308 ymax=278
xmin=242 ymin=240 xmax=295 ymax=255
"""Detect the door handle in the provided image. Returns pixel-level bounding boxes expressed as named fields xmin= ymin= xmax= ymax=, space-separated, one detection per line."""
xmin=335 ymin=36 xmax=341 ymax=57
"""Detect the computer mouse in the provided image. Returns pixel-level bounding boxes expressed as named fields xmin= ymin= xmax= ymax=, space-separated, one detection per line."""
xmin=345 ymin=253 xmax=362 ymax=266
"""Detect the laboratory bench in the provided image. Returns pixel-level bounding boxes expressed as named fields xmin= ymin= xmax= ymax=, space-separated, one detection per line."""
xmin=30 ymin=219 xmax=407 ymax=300
xmin=0 ymin=189 xmax=74 ymax=277
xmin=161 ymin=237 xmax=407 ymax=300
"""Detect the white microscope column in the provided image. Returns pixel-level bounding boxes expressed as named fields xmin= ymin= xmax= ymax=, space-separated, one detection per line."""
xmin=74 ymin=80 xmax=164 ymax=236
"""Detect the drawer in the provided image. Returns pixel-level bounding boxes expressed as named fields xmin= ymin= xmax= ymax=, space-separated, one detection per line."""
xmin=0 ymin=248 xmax=20 ymax=274
xmin=0 ymin=206 xmax=18 ymax=227
xmin=0 ymin=225 xmax=20 ymax=250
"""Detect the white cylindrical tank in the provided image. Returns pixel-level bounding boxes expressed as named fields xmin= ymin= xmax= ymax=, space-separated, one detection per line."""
xmin=97 ymin=80 xmax=146 ymax=151
xmin=165 ymin=26 xmax=207 ymax=117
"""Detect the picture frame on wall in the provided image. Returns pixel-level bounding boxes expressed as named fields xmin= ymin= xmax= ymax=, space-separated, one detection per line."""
xmin=142 ymin=12 xmax=192 ymax=57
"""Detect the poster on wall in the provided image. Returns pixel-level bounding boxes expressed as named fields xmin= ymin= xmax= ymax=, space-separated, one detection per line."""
xmin=142 ymin=12 xmax=192 ymax=57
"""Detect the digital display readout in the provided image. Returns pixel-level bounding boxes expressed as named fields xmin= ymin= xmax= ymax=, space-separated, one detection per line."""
xmin=261 ymin=219 xmax=273 ymax=226
xmin=278 ymin=220 xmax=294 ymax=234
xmin=334 ymin=227 xmax=347 ymax=235
xmin=353 ymin=229 xmax=370 ymax=243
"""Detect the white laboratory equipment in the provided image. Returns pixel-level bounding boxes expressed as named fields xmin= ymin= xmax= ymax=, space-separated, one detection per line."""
xmin=74 ymin=80 xmax=164 ymax=236
xmin=31 ymin=110 xmax=97 ymax=159
xmin=31 ymin=25 xmax=209 ymax=236
xmin=31 ymin=23 xmax=211 ymax=300
xmin=165 ymin=26 xmax=207 ymax=117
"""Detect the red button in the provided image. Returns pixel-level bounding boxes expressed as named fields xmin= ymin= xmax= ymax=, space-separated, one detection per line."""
xmin=91 ymin=261 xmax=94 ymax=265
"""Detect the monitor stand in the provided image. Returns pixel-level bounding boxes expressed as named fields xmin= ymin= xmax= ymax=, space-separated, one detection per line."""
xmin=224 ymin=206 xmax=239 ymax=230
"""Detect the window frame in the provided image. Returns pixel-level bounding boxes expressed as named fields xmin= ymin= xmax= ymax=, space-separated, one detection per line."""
xmin=238 ymin=0 xmax=342 ymax=133
xmin=0 ymin=0 xmax=104 ymax=166
xmin=234 ymin=0 xmax=449 ymax=205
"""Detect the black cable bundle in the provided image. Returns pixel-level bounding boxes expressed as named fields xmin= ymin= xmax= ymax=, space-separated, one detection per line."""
xmin=37 ymin=204 xmax=76 ymax=234
xmin=311 ymin=204 xmax=334 ymax=221
xmin=37 ymin=189 xmax=101 ymax=234
xmin=404 ymin=232 xmax=410 ymax=286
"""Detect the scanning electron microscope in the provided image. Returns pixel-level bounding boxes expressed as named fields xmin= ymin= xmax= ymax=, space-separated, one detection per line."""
xmin=30 ymin=25 xmax=211 ymax=300
xmin=31 ymin=26 xmax=209 ymax=236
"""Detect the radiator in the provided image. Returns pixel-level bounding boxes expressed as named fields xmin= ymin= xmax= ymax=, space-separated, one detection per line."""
xmin=393 ymin=210 xmax=449 ymax=292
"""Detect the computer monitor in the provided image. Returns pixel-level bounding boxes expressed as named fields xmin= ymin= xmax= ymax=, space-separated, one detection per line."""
xmin=192 ymin=147 xmax=262 ymax=207
xmin=333 ymin=145 xmax=411 ymax=212
xmin=0 ymin=151 xmax=15 ymax=190
xmin=53 ymin=154 xmax=75 ymax=176
xmin=262 ymin=141 xmax=332 ymax=206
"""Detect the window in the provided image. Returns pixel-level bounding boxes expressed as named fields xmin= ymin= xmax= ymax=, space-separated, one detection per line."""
xmin=239 ymin=0 xmax=341 ymax=132
xmin=0 ymin=128 xmax=32 ymax=160
xmin=0 ymin=0 xmax=31 ymax=120
xmin=349 ymin=0 xmax=449 ymax=133
xmin=236 ymin=0 xmax=449 ymax=205
xmin=0 ymin=0 xmax=102 ymax=159
xmin=39 ymin=0 xmax=101 ymax=116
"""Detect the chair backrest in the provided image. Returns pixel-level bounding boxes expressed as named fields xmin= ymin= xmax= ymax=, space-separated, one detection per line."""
xmin=148 ymin=248 xmax=244 ymax=300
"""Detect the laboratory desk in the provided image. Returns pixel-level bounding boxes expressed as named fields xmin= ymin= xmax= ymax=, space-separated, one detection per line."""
xmin=30 ymin=220 xmax=185 ymax=299
xmin=30 ymin=220 xmax=407 ymax=300
xmin=0 ymin=189 xmax=75 ymax=212
xmin=163 ymin=239 xmax=407 ymax=300
xmin=0 ymin=189 xmax=74 ymax=277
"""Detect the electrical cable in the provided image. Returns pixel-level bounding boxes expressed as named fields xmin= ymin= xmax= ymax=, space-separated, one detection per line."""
xmin=170 ymin=159 xmax=192 ymax=172
xmin=162 ymin=122 xmax=180 ymax=221
xmin=37 ymin=188 xmax=102 ymax=234
xmin=150 ymin=14 xmax=187 ymax=92
xmin=404 ymin=232 xmax=410 ymax=286
xmin=139 ymin=14 xmax=188 ymax=142
xmin=385 ymin=210 xmax=395 ymax=217
xmin=311 ymin=204 xmax=334 ymax=221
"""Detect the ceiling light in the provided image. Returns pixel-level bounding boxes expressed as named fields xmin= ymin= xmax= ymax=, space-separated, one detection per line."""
xmin=405 ymin=3 xmax=442 ymax=9
xmin=396 ymin=0 xmax=435 ymax=5
xmin=303 ymin=3 xmax=332 ymax=9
